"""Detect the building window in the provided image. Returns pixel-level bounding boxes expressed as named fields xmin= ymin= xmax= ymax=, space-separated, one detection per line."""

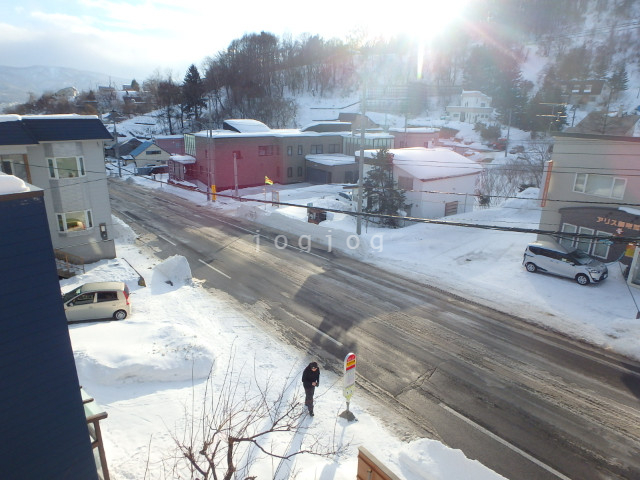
xmin=297 ymin=166 xmax=303 ymax=177
xmin=259 ymin=145 xmax=275 ymax=156
xmin=559 ymin=223 xmax=577 ymax=249
xmin=345 ymin=171 xmax=354 ymax=183
xmin=185 ymin=135 xmax=196 ymax=156
xmin=576 ymin=226 xmax=595 ymax=253
xmin=287 ymin=167 xmax=293 ymax=178
xmin=1 ymin=155 xmax=28 ymax=181
xmin=560 ymin=223 xmax=611 ymax=259
xmin=573 ymin=173 xmax=626 ymax=199
xmin=298 ymin=145 xmax=303 ymax=155
xmin=56 ymin=210 xmax=94 ymax=232
xmin=146 ymin=150 xmax=161 ymax=155
xmin=47 ymin=156 xmax=85 ymax=179
xmin=328 ymin=144 xmax=340 ymax=153
xmin=287 ymin=146 xmax=293 ymax=156
xmin=592 ymin=231 xmax=612 ymax=258
xmin=311 ymin=145 xmax=323 ymax=154
xmin=584 ymin=84 xmax=592 ymax=93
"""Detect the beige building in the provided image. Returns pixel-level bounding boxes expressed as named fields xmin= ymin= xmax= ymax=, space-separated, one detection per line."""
xmin=538 ymin=112 xmax=640 ymax=285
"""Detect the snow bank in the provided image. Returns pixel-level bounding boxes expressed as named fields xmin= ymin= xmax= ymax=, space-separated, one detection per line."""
xmin=112 ymin=214 xmax=137 ymax=245
xmin=151 ymin=255 xmax=193 ymax=288
xmin=73 ymin=322 xmax=213 ymax=385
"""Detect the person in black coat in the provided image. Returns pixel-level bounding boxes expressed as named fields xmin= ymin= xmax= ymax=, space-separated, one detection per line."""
xmin=301 ymin=362 xmax=320 ymax=416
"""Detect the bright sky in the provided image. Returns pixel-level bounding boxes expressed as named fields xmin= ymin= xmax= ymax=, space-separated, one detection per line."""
xmin=0 ymin=0 xmax=471 ymax=82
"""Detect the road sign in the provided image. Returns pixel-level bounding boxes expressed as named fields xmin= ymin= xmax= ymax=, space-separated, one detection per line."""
xmin=343 ymin=352 xmax=356 ymax=401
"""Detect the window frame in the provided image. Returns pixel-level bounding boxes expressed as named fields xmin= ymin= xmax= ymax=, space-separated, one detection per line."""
xmin=573 ymin=173 xmax=626 ymax=199
xmin=47 ymin=156 xmax=86 ymax=179
xmin=56 ymin=209 xmax=94 ymax=233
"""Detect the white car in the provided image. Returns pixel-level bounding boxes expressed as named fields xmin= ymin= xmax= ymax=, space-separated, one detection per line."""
xmin=522 ymin=241 xmax=608 ymax=285
xmin=62 ymin=281 xmax=131 ymax=322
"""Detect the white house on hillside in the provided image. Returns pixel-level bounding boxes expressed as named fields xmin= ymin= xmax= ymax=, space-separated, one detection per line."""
xmin=446 ymin=91 xmax=493 ymax=124
xmin=362 ymin=147 xmax=483 ymax=219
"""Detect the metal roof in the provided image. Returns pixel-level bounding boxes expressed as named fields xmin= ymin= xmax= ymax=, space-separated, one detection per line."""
xmin=0 ymin=114 xmax=112 ymax=145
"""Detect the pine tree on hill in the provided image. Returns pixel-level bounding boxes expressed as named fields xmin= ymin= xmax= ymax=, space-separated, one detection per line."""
xmin=609 ymin=62 xmax=629 ymax=95
xmin=182 ymin=64 xmax=206 ymax=121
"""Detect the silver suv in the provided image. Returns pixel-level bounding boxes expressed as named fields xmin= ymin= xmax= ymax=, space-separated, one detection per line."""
xmin=523 ymin=241 xmax=608 ymax=285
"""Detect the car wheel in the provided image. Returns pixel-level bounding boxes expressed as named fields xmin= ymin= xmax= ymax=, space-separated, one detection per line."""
xmin=525 ymin=262 xmax=537 ymax=273
xmin=114 ymin=309 xmax=128 ymax=320
xmin=576 ymin=274 xmax=590 ymax=285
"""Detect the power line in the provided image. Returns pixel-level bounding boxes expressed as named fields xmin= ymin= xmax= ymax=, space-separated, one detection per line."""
xmin=175 ymin=186 xmax=640 ymax=245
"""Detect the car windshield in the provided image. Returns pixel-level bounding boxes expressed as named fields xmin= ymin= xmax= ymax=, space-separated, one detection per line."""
xmin=567 ymin=249 xmax=594 ymax=265
xmin=62 ymin=287 xmax=82 ymax=302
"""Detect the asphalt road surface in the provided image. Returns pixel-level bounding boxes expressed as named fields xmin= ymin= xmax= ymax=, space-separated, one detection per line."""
xmin=108 ymin=178 xmax=640 ymax=480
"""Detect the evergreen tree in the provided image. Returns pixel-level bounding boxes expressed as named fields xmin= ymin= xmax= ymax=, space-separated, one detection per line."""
xmin=362 ymin=148 xmax=406 ymax=228
xmin=130 ymin=79 xmax=140 ymax=91
xmin=182 ymin=64 xmax=206 ymax=121
xmin=609 ymin=62 xmax=629 ymax=94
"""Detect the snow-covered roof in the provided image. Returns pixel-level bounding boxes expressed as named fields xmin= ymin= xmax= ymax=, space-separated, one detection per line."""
xmin=300 ymin=121 xmax=352 ymax=133
xmin=0 ymin=173 xmax=36 ymax=195
xmin=170 ymin=154 xmax=196 ymax=164
xmin=192 ymin=128 xmax=390 ymax=140
xmin=461 ymin=90 xmax=491 ymax=98
xmin=223 ymin=119 xmax=271 ymax=133
xmin=306 ymin=154 xmax=356 ymax=166
xmin=362 ymin=147 xmax=482 ymax=181
xmin=388 ymin=127 xmax=439 ymax=134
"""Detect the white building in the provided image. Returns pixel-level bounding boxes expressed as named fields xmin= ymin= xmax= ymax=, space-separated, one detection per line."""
xmin=362 ymin=147 xmax=483 ymax=219
xmin=446 ymin=91 xmax=493 ymax=124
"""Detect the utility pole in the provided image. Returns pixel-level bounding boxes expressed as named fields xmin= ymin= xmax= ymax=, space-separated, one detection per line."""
xmin=356 ymin=60 xmax=367 ymax=236
xmin=504 ymin=109 xmax=512 ymax=158
xmin=233 ymin=151 xmax=239 ymax=197
xmin=111 ymin=110 xmax=121 ymax=177
xmin=356 ymin=85 xmax=367 ymax=235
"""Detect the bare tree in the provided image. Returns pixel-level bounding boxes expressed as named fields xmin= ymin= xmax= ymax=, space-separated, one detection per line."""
xmin=165 ymin=354 xmax=348 ymax=479
xmin=476 ymin=141 xmax=551 ymax=207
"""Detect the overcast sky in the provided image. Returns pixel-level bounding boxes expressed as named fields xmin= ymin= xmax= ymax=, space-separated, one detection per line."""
xmin=0 ymin=0 xmax=470 ymax=83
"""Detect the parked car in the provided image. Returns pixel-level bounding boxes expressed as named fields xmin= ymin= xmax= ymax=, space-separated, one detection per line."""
xmin=62 ymin=282 xmax=131 ymax=322
xmin=136 ymin=164 xmax=168 ymax=175
xmin=149 ymin=165 xmax=169 ymax=175
xmin=522 ymin=241 xmax=608 ymax=285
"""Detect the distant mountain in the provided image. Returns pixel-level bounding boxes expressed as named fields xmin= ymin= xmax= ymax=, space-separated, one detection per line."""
xmin=0 ymin=65 xmax=129 ymax=108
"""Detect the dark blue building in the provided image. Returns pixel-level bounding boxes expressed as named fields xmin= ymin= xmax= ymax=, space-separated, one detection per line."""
xmin=0 ymin=178 xmax=98 ymax=479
